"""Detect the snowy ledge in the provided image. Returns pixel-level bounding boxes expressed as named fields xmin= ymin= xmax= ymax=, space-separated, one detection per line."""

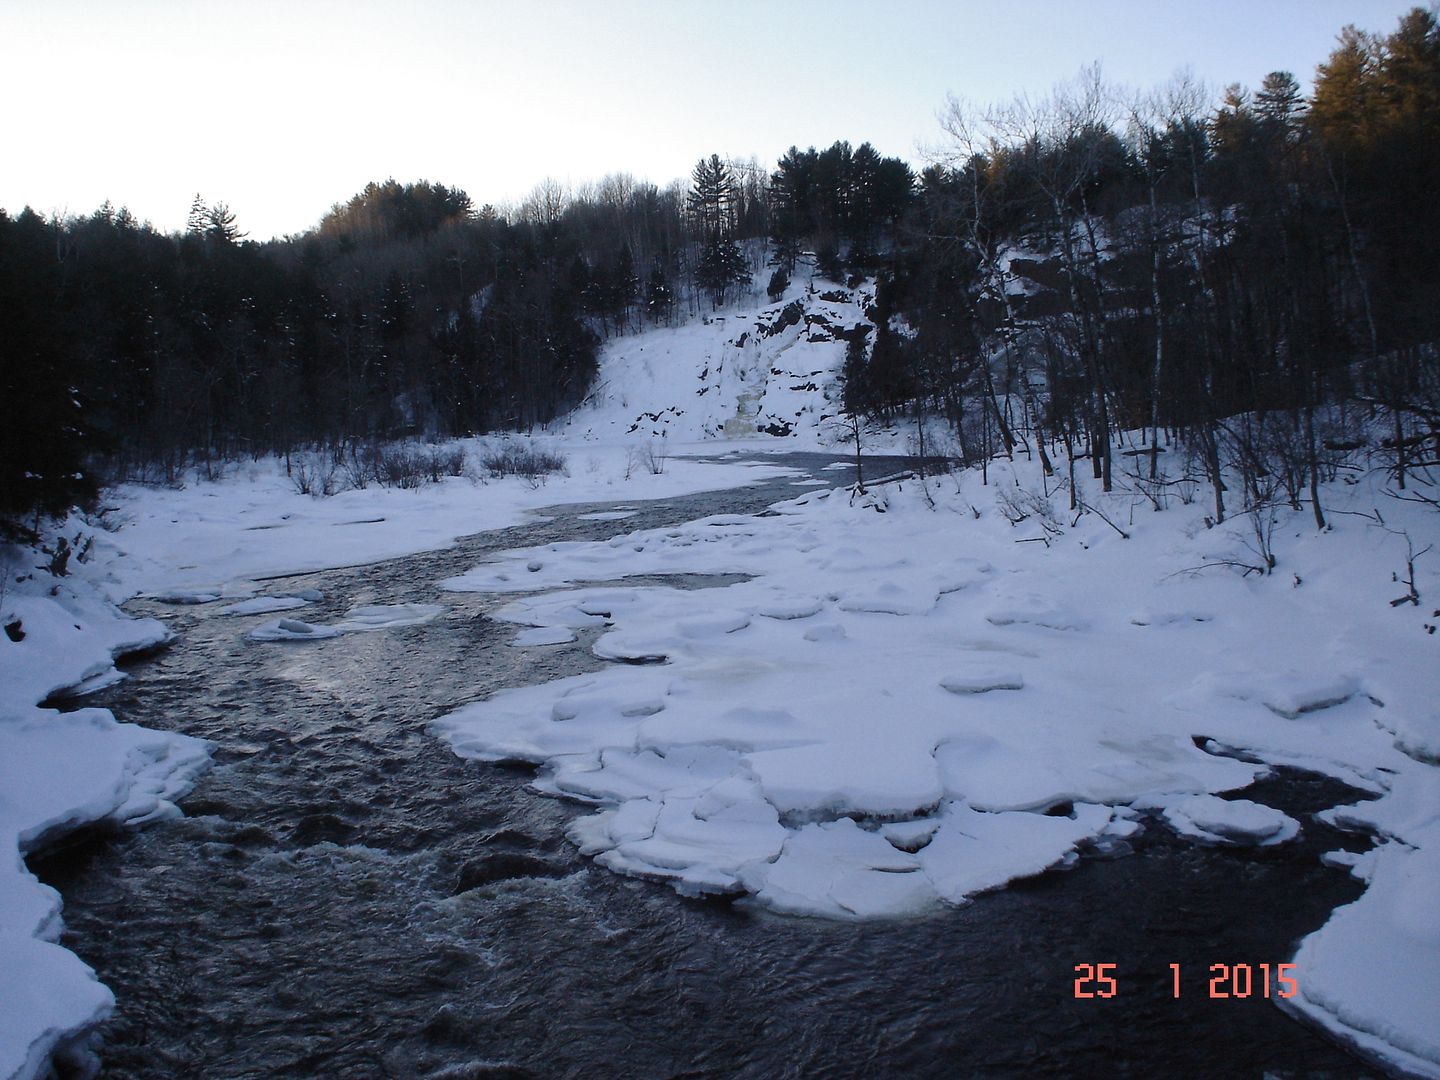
xmin=435 ymin=460 xmax=1439 ymax=1075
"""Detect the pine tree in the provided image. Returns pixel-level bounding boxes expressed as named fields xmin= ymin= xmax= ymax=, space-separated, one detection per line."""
xmin=770 ymin=146 xmax=817 ymax=260
xmin=1254 ymin=71 xmax=1306 ymax=137
xmin=186 ymin=193 xmax=208 ymax=234
xmin=645 ymin=262 xmax=674 ymax=323
xmin=696 ymin=234 xmax=752 ymax=308
xmin=1311 ymin=27 xmax=1384 ymax=154
xmin=613 ymin=243 xmax=639 ymax=329
xmin=766 ymin=265 xmax=790 ymax=301
xmin=205 ymin=201 xmax=246 ymax=243
xmin=688 ymin=154 xmax=735 ymax=238
xmin=1380 ymin=7 xmax=1440 ymax=123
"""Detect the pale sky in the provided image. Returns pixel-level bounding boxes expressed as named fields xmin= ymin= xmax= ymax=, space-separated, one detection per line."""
xmin=0 ymin=1 xmax=1421 ymax=240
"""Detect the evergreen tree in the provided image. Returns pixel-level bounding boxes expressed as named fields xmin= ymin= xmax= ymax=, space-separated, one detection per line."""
xmin=770 ymin=146 xmax=817 ymax=258
xmin=1255 ymin=71 xmax=1306 ymax=139
xmin=766 ymin=265 xmax=790 ymax=301
xmin=186 ymin=193 xmax=208 ymax=234
xmin=612 ymin=243 xmax=639 ymax=328
xmin=0 ymin=209 xmax=99 ymax=534
xmin=688 ymin=154 xmax=735 ymax=238
xmin=205 ymin=201 xmax=247 ymax=243
xmin=696 ymin=234 xmax=751 ymax=307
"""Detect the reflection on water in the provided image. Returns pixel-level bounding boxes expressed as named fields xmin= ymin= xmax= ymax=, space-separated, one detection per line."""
xmin=31 ymin=457 xmax=1376 ymax=1078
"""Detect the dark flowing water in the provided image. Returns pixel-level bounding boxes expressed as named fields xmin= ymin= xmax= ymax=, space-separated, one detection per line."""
xmin=31 ymin=454 xmax=1381 ymax=1078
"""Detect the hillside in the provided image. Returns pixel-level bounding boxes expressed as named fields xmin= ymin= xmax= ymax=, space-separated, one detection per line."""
xmin=553 ymin=275 xmax=884 ymax=449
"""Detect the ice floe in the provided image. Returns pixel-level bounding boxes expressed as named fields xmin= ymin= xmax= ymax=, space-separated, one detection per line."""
xmin=249 ymin=604 xmax=443 ymax=641
xmin=1149 ymin=793 xmax=1301 ymax=846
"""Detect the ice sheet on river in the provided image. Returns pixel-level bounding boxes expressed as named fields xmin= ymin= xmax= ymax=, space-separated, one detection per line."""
xmin=434 ymin=464 xmax=1440 ymax=1074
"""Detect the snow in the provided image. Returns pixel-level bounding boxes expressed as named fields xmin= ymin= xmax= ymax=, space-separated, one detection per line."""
xmin=89 ymin=439 xmax=800 ymax=606
xmin=433 ymin=454 xmax=1439 ymax=1073
xmin=549 ymin=276 xmax=912 ymax=451
xmin=1281 ymin=838 xmax=1440 ymax=1079
xmin=0 ymin=573 xmax=171 ymax=707
xmin=0 ymin=535 xmax=211 ymax=1080
xmin=0 ymin=701 xmax=207 ymax=1080
xmin=1151 ymin=793 xmax=1301 ymax=846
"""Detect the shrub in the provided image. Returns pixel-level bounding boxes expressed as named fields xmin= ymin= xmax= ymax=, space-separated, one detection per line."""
xmin=291 ymin=451 xmax=339 ymax=496
xmin=479 ymin=443 xmax=568 ymax=483
xmin=372 ymin=445 xmax=427 ymax=489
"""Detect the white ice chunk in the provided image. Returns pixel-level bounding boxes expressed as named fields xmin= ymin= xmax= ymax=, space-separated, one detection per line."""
xmin=592 ymin=632 xmax=671 ymax=664
xmin=919 ymin=801 xmax=1113 ymax=902
xmin=880 ymin=818 xmax=942 ymax=852
xmin=549 ymin=745 xmax=735 ymax=804
xmin=746 ymin=740 xmax=943 ymax=818
xmin=250 ymin=604 xmax=442 ymax=641
xmin=756 ymin=596 xmax=824 ymax=620
xmin=331 ymin=603 xmax=444 ymax=632
xmin=1260 ymin=674 xmax=1362 ymax=719
xmin=1158 ymin=794 xmax=1300 ymax=846
xmin=598 ymin=793 xmax=786 ymax=895
xmin=939 ymin=671 xmax=1025 ymax=694
xmin=248 ymin=618 xmax=341 ymax=641
xmin=836 ymin=580 xmax=939 ymax=616
xmin=149 ymin=588 xmax=225 ymax=604
xmin=741 ymin=818 xmax=937 ymax=919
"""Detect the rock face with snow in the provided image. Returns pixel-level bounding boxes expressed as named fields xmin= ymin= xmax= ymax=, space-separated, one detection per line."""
xmin=552 ymin=280 xmax=876 ymax=447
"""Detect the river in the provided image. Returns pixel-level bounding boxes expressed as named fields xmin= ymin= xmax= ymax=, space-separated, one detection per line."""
xmin=31 ymin=454 xmax=1378 ymax=1078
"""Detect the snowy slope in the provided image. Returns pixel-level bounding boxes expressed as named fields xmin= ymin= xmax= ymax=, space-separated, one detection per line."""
xmin=553 ymin=276 xmax=879 ymax=448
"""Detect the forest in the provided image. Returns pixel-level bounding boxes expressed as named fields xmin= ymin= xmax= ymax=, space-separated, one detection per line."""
xmin=2 ymin=7 xmax=1437 ymax=535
